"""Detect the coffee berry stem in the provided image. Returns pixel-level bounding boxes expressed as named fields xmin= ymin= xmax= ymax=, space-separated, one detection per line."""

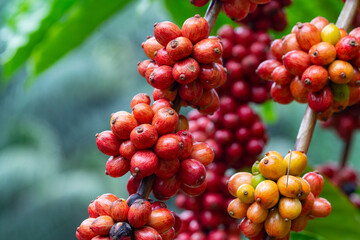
xmin=204 ymin=0 xmax=222 ymax=33
xmin=340 ymin=134 xmax=353 ymax=168
xmin=336 ymin=0 xmax=360 ymax=30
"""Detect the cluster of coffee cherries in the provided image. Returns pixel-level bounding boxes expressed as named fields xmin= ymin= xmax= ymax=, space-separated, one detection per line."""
xmin=241 ymin=0 xmax=291 ymax=32
xmin=190 ymin=0 xmax=272 ymax=22
xmin=217 ymin=24 xmax=273 ymax=104
xmin=257 ymin=16 xmax=360 ymax=115
xmin=95 ymin=93 xmax=214 ymax=200
xmin=76 ymin=193 xmax=182 ymax=240
xmin=227 ymin=150 xmax=331 ymax=239
xmin=316 ymin=163 xmax=360 ymax=208
xmin=174 ymin=162 xmax=241 ymax=240
xmin=321 ymin=101 xmax=360 ymax=140
xmin=138 ymin=15 xmax=226 ymax=115
xmin=188 ymin=101 xmax=267 ymax=169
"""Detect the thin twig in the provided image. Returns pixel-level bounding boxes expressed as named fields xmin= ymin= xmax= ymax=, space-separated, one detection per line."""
xmin=204 ymin=0 xmax=223 ymax=33
xmin=340 ymin=134 xmax=353 ymax=168
xmin=336 ymin=0 xmax=360 ymax=30
xmin=293 ymin=106 xmax=318 ymax=153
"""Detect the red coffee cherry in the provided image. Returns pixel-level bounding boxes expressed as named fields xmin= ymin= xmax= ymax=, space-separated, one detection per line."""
xmin=225 ymin=59 xmax=244 ymax=79
xmin=155 ymin=48 xmax=176 ymax=66
xmin=270 ymin=82 xmax=294 ymax=104
xmin=308 ymin=85 xmax=333 ymax=113
xmin=190 ymin=142 xmax=214 ymax=166
xmin=77 ymin=218 xmax=96 ymax=240
xmin=153 ymin=175 xmax=181 ymax=199
xmin=95 ymin=193 xmax=119 ymax=216
xmin=96 ymin=130 xmax=121 ymax=156
xmin=190 ymin=0 xmax=209 ymax=7
xmin=283 ymin=50 xmax=311 ymax=76
xmin=130 ymin=124 xmax=158 ymax=150
xmin=172 ymin=58 xmax=200 ymax=84
xmin=179 ymin=159 xmax=206 ymax=187
xmin=151 ymin=99 xmax=172 ymax=113
xmin=227 ymin=172 xmax=252 ymax=197
xmin=154 ymin=157 xmax=180 ymax=179
xmin=166 ymin=37 xmax=193 ymax=61
xmin=264 ymin=208 xmax=291 ymax=238
xmin=88 ymin=201 xmax=97 ymax=218
xmin=223 ymin=0 xmax=250 ymax=21
xmin=238 ymin=217 xmax=263 ymax=238
xmin=128 ymin=199 xmax=152 ymax=228
xmin=181 ymin=179 xmax=207 ymax=196
xmin=142 ymin=37 xmax=163 ymax=60
xmin=105 ymin=156 xmax=130 ymax=178
xmin=310 ymin=197 xmax=332 ymax=218
xmin=291 ymin=215 xmax=309 ymax=232
xmin=110 ymin=111 xmax=138 ymax=140
xmin=148 ymin=208 xmax=175 ymax=234
xmin=192 ymin=38 xmax=223 ymax=64
xmin=271 ymin=39 xmax=283 ymax=61
xmin=153 ymin=88 xmax=177 ymax=102
xmin=247 ymin=202 xmax=269 ymax=224
xmin=109 ymin=222 xmax=133 ymax=240
xmin=182 ymin=15 xmax=209 ymax=44
xmin=147 ymin=65 xmax=175 ymax=90
xmin=131 ymin=93 xmax=151 ymax=108
xmin=119 ymin=140 xmax=136 ymax=160
xmin=256 ymin=59 xmax=282 ymax=81
xmin=301 ymin=65 xmax=329 ymax=92
xmin=154 ymin=134 xmax=184 ymax=159
xmin=335 ymin=36 xmax=360 ymax=60
xmin=308 ymin=42 xmax=336 ymax=65
xmin=197 ymin=92 xmax=220 ymax=115
xmin=199 ymin=63 xmax=226 ymax=89
xmin=179 ymin=80 xmax=204 ymax=104
xmin=281 ymin=33 xmax=302 ymax=55
xmin=290 ymin=76 xmax=308 ymax=103
xmin=301 ymin=192 xmax=315 ymax=216
xmin=295 ymin=22 xmax=321 ymax=51
xmin=177 ymin=130 xmax=194 ymax=160
xmin=152 ymin=107 xmax=179 ymax=135
xmin=303 ymin=171 xmax=325 ymax=197
xmin=134 ymin=226 xmax=163 ymax=240
xmin=310 ymin=16 xmax=329 ymax=31
xmin=161 ymin=228 xmax=175 ymax=240
xmin=130 ymin=150 xmax=159 ymax=179
xmin=154 ymin=21 xmax=182 ymax=46
xmin=137 ymin=60 xmax=153 ymax=77
xmin=91 ymin=215 xmax=114 ymax=236
xmin=145 ymin=62 xmax=158 ymax=81
xmin=272 ymin=65 xmax=293 ymax=85
xmin=132 ymin=103 xmax=154 ymax=124
xmin=110 ymin=198 xmax=129 ymax=222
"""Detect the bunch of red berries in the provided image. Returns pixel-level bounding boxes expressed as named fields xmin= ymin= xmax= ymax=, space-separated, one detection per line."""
xmin=190 ymin=0 xmax=272 ymax=22
xmin=96 ymin=94 xmax=214 ymax=200
xmin=316 ymin=163 xmax=360 ymax=207
xmin=321 ymin=101 xmax=360 ymax=140
xmin=257 ymin=16 xmax=360 ymax=116
xmin=76 ymin=193 xmax=182 ymax=240
xmin=138 ymin=15 xmax=226 ymax=115
xmin=241 ymin=0 xmax=291 ymax=32
xmin=216 ymin=24 xmax=273 ymax=104
xmin=188 ymin=101 xmax=267 ymax=169
xmin=174 ymin=162 xmax=241 ymax=240
xmin=227 ymin=151 xmax=331 ymax=239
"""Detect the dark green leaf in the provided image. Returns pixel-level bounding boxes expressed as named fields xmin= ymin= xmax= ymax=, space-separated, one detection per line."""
xmin=291 ymin=231 xmax=325 ymax=240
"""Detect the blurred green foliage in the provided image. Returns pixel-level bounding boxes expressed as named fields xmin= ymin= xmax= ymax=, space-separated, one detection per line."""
xmin=1 ymin=0 xmax=360 ymax=239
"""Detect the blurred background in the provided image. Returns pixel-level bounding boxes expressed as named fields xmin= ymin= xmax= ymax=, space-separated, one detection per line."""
xmin=0 ymin=0 xmax=359 ymax=239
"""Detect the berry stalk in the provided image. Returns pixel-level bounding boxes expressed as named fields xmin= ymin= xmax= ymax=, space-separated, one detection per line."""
xmin=294 ymin=0 xmax=360 ymax=154
xmin=204 ymin=0 xmax=222 ymax=33
xmin=340 ymin=133 xmax=353 ymax=168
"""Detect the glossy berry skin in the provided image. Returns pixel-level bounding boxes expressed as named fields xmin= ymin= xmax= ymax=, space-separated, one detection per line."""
xmin=271 ymin=82 xmax=294 ymax=104
xmin=132 ymin=103 xmax=154 ymax=124
xmin=134 ymin=226 xmax=162 ymax=240
xmin=77 ymin=218 xmax=96 ymax=240
xmin=271 ymin=39 xmax=283 ymax=61
xmin=110 ymin=198 xmax=129 ymax=222
xmin=279 ymin=197 xmax=302 ymax=220
xmin=128 ymin=199 xmax=152 ymax=228
xmin=154 ymin=134 xmax=183 ymax=159
xmin=96 ymin=131 xmax=121 ymax=156
xmin=247 ymin=202 xmax=269 ymax=224
xmin=130 ymin=124 xmax=158 ymax=150
xmin=153 ymin=175 xmax=181 ymax=199
xmin=291 ymin=215 xmax=309 ymax=232
xmin=166 ymin=37 xmax=193 ymax=61
xmin=303 ymin=171 xmax=324 ymax=197
xmin=238 ymin=217 xmax=263 ymax=238
xmin=321 ymin=23 xmax=341 ymax=45
xmin=281 ymin=34 xmax=302 ymax=55
xmin=227 ymin=172 xmax=253 ymax=197
xmin=199 ymin=63 xmax=226 ymax=89
xmin=172 ymin=58 xmax=200 ymax=84
xmin=105 ymin=156 xmax=130 ymax=178
xmin=328 ymin=60 xmax=354 ymax=84
xmin=190 ymin=142 xmax=214 ymax=166
xmin=110 ymin=111 xmax=138 ymax=140
xmin=277 ymin=175 xmax=302 ymax=198
xmin=131 ymin=93 xmax=151 ymax=108
xmin=255 ymin=180 xmax=279 ymax=209
xmin=148 ymin=208 xmax=175 ymax=234
xmin=142 ymin=37 xmax=163 ymax=60
xmin=290 ymin=76 xmax=308 ymax=103
xmin=109 ymin=222 xmax=133 ymax=240
xmin=301 ymin=65 xmax=328 ymax=93
xmin=272 ymin=65 xmax=293 ymax=85
xmin=151 ymin=99 xmax=172 ymax=113
xmin=264 ymin=208 xmax=291 ymax=238
xmin=335 ymin=36 xmax=360 ymax=60
xmin=308 ymin=86 xmax=333 ymax=113
xmin=119 ymin=140 xmax=136 ymax=160
xmin=283 ymin=50 xmax=311 ymax=76
xmin=177 ymin=130 xmax=194 ymax=160
xmin=256 ymin=59 xmax=282 ymax=81
xmin=147 ymin=65 xmax=175 ymax=90
xmin=137 ymin=60 xmax=153 ymax=78
xmin=182 ymin=15 xmax=209 ymax=44
xmin=227 ymin=198 xmax=249 ymax=219
xmin=179 ymin=80 xmax=203 ymax=104
xmin=190 ymin=0 xmax=209 ymax=7
xmin=308 ymin=42 xmax=336 ymax=65
xmin=130 ymin=150 xmax=158 ymax=179
xmin=295 ymin=22 xmax=321 ymax=51
xmin=91 ymin=215 xmax=114 ymax=235
xmin=283 ymin=151 xmax=308 ymax=176
xmin=95 ymin=193 xmax=119 ymax=216
xmin=300 ymin=192 xmax=315 ymax=216
xmin=155 ymin=48 xmax=176 ymax=67
xmin=154 ymin=157 xmax=180 ymax=179
xmin=154 ymin=21 xmax=182 ymax=46
xmin=192 ymin=38 xmax=223 ymax=64
xmin=310 ymin=197 xmax=332 ymax=218
xmin=223 ymin=0 xmax=250 ymax=21
xmin=310 ymin=16 xmax=329 ymax=31
xmin=179 ymin=159 xmax=206 ymax=187
xmin=181 ymin=179 xmax=207 ymax=197
xmin=152 ymin=107 xmax=179 ymax=135
xmin=259 ymin=156 xmax=286 ymax=180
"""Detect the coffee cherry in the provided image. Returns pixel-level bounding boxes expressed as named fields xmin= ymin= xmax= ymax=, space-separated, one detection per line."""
xmin=328 ymin=60 xmax=354 ymax=84
xmin=182 ymin=15 xmax=209 ymax=44
xmin=238 ymin=217 xmax=264 ymax=238
xmin=301 ymin=65 xmax=328 ymax=93
xmin=291 ymin=215 xmax=309 ymax=232
xmin=227 ymin=198 xmax=249 ymax=219
xmin=109 ymin=198 xmax=129 ymax=222
xmin=264 ymin=208 xmax=291 ymax=238
xmin=310 ymin=197 xmax=332 ymax=218
xmin=152 ymin=107 xmax=179 ymax=135
xmin=138 ymin=60 xmax=153 ymax=78
xmin=223 ymin=0 xmax=250 ymax=21
xmin=154 ymin=21 xmax=182 ymax=46
xmin=96 ymin=131 xmax=121 ymax=156
xmin=295 ymin=22 xmax=321 ymax=51
xmin=272 ymin=65 xmax=293 ymax=85
xmin=177 ymin=130 xmax=194 ymax=160
xmin=252 ymin=173 xmax=266 ymax=189
xmin=119 ymin=140 xmax=136 ymax=160
xmin=130 ymin=124 xmax=158 ymax=150
xmin=283 ymin=151 xmax=307 ymax=176
xmin=91 ymin=236 xmax=110 ymax=240
xmin=256 ymin=59 xmax=282 ymax=81
xmin=278 ymin=197 xmax=302 ymax=220
xmin=148 ymin=208 xmax=175 ymax=234
xmin=131 ymin=93 xmax=151 ymax=108
xmin=252 ymin=161 xmax=260 ymax=175
xmin=330 ymin=83 xmax=349 ymax=101
xmin=147 ymin=65 xmax=175 ymax=90
xmin=153 ymin=175 xmax=181 ymax=199
xmin=155 ymin=48 xmax=177 ymax=67
xmin=259 ymin=156 xmax=287 ymax=180
xmin=277 ymin=175 xmax=302 ymax=198
xmin=109 ymin=222 xmax=133 ymax=240
xmin=95 ymin=193 xmax=119 ymax=216
xmin=128 ymin=199 xmax=152 ymax=228
xmin=192 ymin=38 xmax=223 ymax=64
xmin=134 ymin=226 xmax=162 ymax=240
xmin=179 ymin=159 xmax=206 ymax=187
xmin=153 ymin=88 xmax=177 ymax=103
xmin=199 ymin=63 xmax=226 ymax=89
xmin=282 ymin=50 xmax=311 ymax=76
xmin=281 ymin=33 xmax=302 ymax=55
xmin=270 ymin=82 xmax=294 ymax=104
xmin=77 ymin=218 xmax=96 ymax=240
xmin=152 ymin=99 xmax=172 ymax=113
xmin=303 ymin=171 xmax=324 ymax=197
xmin=181 ymin=179 xmax=207 ymax=196
xmin=310 ymin=16 xmax=329 ymax=31
xmin=110 ymin=111 xmax=138 ymax=140
xmin=161 ymin=227 xmax=175 ymax=240
xmin=255 ymin=180 xmax=279 ymax=209
xmin=335 ymin=36 xmax=360 ymax=60
xmin=247 ymin=202 xmax=269 ymax=224
xmin=88 ymin=201 xmax=97 ymax=218
xmin=91 ymin=215 xmax=114 ymax=235
xmin=172 ymin=58 xmax=201 ymax=84
xmin=132 ymin=103 xmax=154 ymax=124
xmin=166 ymin=37 xmax=193 ymax=61
xmin=308 ymin=85 xmax=333 ymax=113
xmin=237 ymin=183 xmax=255 ymax=204
xmin=190 ymin=142 xmax=214 ymax=166
xmin=227 ymin=172 xmax=253 ymax=197
xmin=142 ymin=37 xmax=163 ymax=60
xmin=308 ymin=42 xmax=337 ymax=65
xmin=179 ymin=80 xmax=203 ymax=104
xmin=154 ymin=157 xmax=180 ymax=179
xmin=105 ymin=156 xmax=130 ymax=178
xmin=127 ymin=176 xmax=141 ymax=195
xmin=190 ymin=0 xmax=209 ymax=7
xmin=130 ymin=150 xmax=158 ymax=179
xmin=271 ymin=39 xmax=283 ymax=61
xmin=297 ymin=177 xmax=311 ymax=200
xmin=154 ymin=134 xmax=183 ymax=159
xmin=321 ymin=23 xmax=341 ymax=45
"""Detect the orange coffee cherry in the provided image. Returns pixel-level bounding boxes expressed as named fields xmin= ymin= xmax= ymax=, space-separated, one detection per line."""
xmin=227 ymin=172 xmax=253 ymax=197
xmin=264 ymin=208 xmax=291 ymax=238
xmin=279 ymin=197 xmax=302 ymax=220
xmin=277 ymin=175 xmax=302 ymax=198
xmin=247 ymin=202 xmax=269 ymax=224
xmin=255 ymin=180 xmax=280 ymax=209
xmin=283 ymin=151 xmax=308 ymax=176
xmin=227 ymin=198 xmax=249 ymax=219
xmin=259 ymin=156 xmax=287 ymax=180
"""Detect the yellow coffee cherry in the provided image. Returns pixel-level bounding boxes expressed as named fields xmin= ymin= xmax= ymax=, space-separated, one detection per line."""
xmin=259 ymin=156 xmax=287 ymax=180
xmin=283 ymin=151 xmax=308 ymax=176
xmin=237 ymin=184 xmax=255 ymax=204
xmin=321 ymin=23 xmax=341 ymax=45
xmin=265 ymin=151 xmax=283 ymax=161
xmin=279 ymin=197 xmax=302 ymax=220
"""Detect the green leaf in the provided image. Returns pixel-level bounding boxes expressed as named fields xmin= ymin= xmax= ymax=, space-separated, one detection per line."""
xmin=291 ymin=231 xmax=325 ymax=240
xmin=305 ymin=178 xmax=360 ymax=240
xmin=259 ymin=100 xmax=278 ymax=124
